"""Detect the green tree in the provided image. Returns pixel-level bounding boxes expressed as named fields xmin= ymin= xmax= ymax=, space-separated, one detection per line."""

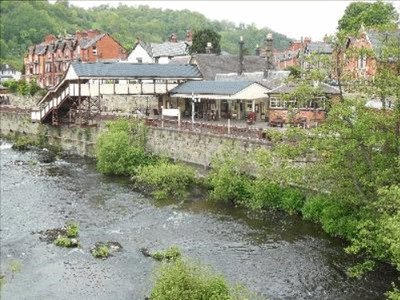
xmin=189 ymin=28 xmax=221 ymax=54
xmin=338 ymin=1 xmax=399 ymax=33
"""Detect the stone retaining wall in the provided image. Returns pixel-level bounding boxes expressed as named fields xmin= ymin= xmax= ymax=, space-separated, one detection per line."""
xmin=0 ymin=109 xmax=271 ymax=166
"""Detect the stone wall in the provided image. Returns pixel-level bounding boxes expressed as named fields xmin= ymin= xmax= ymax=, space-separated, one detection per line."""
xmin=146 ymin=127 xmax=271 ymax=167
xmin=0 ymin=110 xmax=270 ymax=166
xmin=101 ymin=94 xmax=159 ymax=115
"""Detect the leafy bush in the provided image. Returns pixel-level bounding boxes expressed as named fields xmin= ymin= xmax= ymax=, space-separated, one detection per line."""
xmin=150 ymin=259 xmax=231 ymax=300
xmin=135 ymin=160 xmax=196 ymax=201
xmin=96 ymin=119 xmax=152 ymax=176
xmin=3 ymin=79 xmax=43 ymax=96
xmin=280 ymin=187 xmax=306 ymax=214
xmin=302 ymin=195 xmax=330 ymax=223
xmin=248 ymin=180 xmax=283 ymax=210
xmin=66 ymin=221 xmax=79 ymax=238
xmin=11 ymin=135 xmax=36 ymax=151
xmin=91 ymin=244 xmax=110 ymax=259
xmin=54 ymin=236 xmax=73 ymax=247
xmin=207 ymin=146 xmax=253 ymax=205
xmin=152 ymin=246 xmax=182 ymax=262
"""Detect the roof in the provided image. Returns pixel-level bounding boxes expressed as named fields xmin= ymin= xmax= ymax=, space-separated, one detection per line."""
xmin=79 ymin=33 xmax=106 ymax=49
xmin=192 ymin=54 xmax=267 ymax=80
xmin=0 ymin=64 xmax=16 ymax=72
xmin=268 ymin=82 xmax=340 ymax=94
xmin=70 ymin=62 xmax=202 ymax=78
xmin=366 ymin=29 xmax=400 ymax=61
xmin=151 ymin=41 xmax=188 ymax=57
xmin=305 ymin=42 xmax=333 ymax=54
xmin=168 ymin=56 xmax=192 ymax=65
xmin=170 ymin=80 xmax=255 ymax=95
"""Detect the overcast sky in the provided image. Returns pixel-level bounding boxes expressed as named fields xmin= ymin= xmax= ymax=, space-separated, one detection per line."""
xmin=68 ymin=1 xmax=400 ymax=41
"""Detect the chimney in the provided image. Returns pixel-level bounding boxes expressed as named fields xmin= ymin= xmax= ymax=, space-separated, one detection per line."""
xmin=255 ymin=44 xmax=260 ymax=56
xmin=169 ymin=33 xmax=177 ymax=43
xmin=44 ymin=34 xmax=57 ymax=44
xmin=186 ymin=29 xmax=193 ymax=43
xmin=265 ymin=33 xmax=273 ymax=73
xmin=205 ymin=42 xmax=213 ymax=54
xmin=238 ymin=36 xmax=244 ymax=75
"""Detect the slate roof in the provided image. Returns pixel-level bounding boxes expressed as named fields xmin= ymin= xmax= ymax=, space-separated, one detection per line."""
xmin=71 ymin=62 xmax=202 ymax=78
xmin=168 ymin=56 xmax=192 ymax=65
xmin=151 ymin=41 xmax=188 ymax=57
xmin=79 ymin=33 xmax=106 ymax=49
xmin=305 ymin=42 xmax=333 ymax=54
xmin=170 ymin=80 xmax=255 ymax=95
xmin=268 ymin=82 xmax=340 ymax=94
xmin=366 ymin=29 xmax=400 ymax=61
xmin=192 ymin=54 xmax=267 ymax=80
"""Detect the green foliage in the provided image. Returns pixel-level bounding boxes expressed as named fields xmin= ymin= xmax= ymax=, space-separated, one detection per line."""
xmin=0 ymin=1 xmax=291 ymax=68
xmin=346 ymin=260 xmax=376 ymax=279
xmin=190 ymin=28 xmax=221 ymax=54
xmin=151 ymin=246 xmax=182 ymax=262
xmin=135 ymin=160 xmax=196 ymax=201
xmin=11 ymin=135 xmax=36 ymax=151
xmin=207 ymin=146 xmax=253 ymax=205
xmin=66 ymin=221 xmax=79 ymax=238
xmin=9 ymin=260 xmax=22 ymax=276
xmin=54 ymin=236 xmax=73 ymax=247
xmin=386 ymin=284 xmax=400 ymax=300
xmin=338 ymin=1 xmax=399 ymax=34
xmin=91 ymin=244 xmax=110 ymax=258
xmin=96 ymin=119 xmax=152 ymax=176
xmin=2 ymin=79 xmax=43 ymax=96
xmin=150 ymin=259 xmax=231 ymax=300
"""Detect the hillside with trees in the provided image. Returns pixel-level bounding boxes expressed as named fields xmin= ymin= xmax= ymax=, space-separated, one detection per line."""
xmin=0 ymin=0 xmax=292 ymax=71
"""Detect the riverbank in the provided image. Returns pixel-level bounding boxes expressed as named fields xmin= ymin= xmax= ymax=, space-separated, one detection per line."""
xmin=1 ymin=141 xmax=398 ymax=299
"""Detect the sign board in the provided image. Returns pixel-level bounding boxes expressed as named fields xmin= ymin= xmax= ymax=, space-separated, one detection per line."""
xmin=162 ymin=108 xmax=180 ymax=117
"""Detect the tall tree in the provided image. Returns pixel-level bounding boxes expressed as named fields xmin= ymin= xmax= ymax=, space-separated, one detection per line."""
xmin=338 ymin=0 xmax=399 ymax=33
xmin=189 ymin=28 xmax=221 ymax=54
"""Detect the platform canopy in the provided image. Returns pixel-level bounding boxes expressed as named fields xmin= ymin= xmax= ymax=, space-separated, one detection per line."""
xmin=169 ymin=80 xmax=270 ymax=100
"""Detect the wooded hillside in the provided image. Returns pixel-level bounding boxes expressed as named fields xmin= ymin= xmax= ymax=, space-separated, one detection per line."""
xmin=0 ymin=0 xmax=292 ymax=71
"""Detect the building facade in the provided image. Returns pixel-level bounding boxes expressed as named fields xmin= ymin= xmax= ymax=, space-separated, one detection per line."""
xmin=24 ymin=30 xmax=127 ymax=88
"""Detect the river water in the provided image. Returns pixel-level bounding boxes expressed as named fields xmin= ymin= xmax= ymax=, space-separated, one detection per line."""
xmin=0 ymin=141 xmax=398 ymax=300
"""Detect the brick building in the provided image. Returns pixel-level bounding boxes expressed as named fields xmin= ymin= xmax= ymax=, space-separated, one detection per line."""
xmin=24 ymin=30 xmax=127 ymax=88
xmin=342 ymin=28 xmax=400 ymax=80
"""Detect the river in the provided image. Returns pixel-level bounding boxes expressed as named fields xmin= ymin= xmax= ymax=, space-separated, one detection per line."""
xmin=0 ymin=140 xmax=398 ymax=300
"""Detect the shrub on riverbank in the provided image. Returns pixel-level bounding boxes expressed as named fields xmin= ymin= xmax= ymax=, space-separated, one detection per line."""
xmin=150 ymin=259 xmax=231 ymax=300
xmin=96 ymin=119 xmax=152 ymax=175
xmin=135 ymin=160 xmax=197 ymax=201
xmin=11 ymin=135 xmax=37 ymax=151
xmin=207 ymin=146 xmax=253 ymax=205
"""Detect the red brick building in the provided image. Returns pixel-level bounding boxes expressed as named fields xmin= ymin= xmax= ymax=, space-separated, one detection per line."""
xmin=24 ymin=30 xmax=127 ymax=88
xmin=273 ymin=38 xmax=311 ymax=70
xmin=342 ymin=28 xmax=400 ymax=80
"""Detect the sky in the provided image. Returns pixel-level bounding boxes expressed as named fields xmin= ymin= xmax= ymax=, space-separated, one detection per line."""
xmin=67 ymin=1 xmax=400 ymax=41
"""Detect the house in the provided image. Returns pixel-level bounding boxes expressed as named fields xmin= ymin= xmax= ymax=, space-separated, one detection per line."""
xmin=0 ymin=64 xmax=21 ymax=82
xmin=169 ymin=80 xmax=270 ymax=121
xmin=302 ymin=41 xmax=333 ymax=70
xmin=343 ymin=28 xmax=400 ymax=80
xmin=24 ymin=30 xmax=127 ymax=88
xmin=127 ymin=31 xmax=192 ymax=64
xmin=266 ymin=82 xmax=341 ymax=126
xmin=273 ymin=38 xmax=310 ymax=70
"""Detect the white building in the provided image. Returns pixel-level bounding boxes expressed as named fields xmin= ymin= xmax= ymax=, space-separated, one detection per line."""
xmin=0 ymin=64 xmax=21 ymax=82
xmin=127 ymin=40 xmax=190 ymax=64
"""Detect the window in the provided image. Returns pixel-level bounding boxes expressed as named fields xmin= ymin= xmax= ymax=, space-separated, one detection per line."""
xmin=358 ymin=55 xmax=367 ymax=69
xmin=137 ymin=57 xmax=143 ymax=63
xmin=270 ymin=97 xmax=283 ymax=108
xmin=92 ymin=46 xmax=97 ymax=55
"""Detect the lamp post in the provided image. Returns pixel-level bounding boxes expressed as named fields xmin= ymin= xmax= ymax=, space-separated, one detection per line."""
xmin=191 ymin=92 xmax=200 ymax=127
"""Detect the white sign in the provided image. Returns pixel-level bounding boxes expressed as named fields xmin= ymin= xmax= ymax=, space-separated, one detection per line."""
xmin=162 ymin=108 xmax=180 ymax=117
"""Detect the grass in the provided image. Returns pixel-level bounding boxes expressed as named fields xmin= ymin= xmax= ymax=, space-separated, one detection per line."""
xmin=91 ymin=244 xmax=110 ymax=259
xmin=151 ymin=246 xmax=182 ymax=262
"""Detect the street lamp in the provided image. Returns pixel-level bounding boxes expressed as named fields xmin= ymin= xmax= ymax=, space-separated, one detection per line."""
xmin=191 ymin=92 xmax=201 ymax=126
